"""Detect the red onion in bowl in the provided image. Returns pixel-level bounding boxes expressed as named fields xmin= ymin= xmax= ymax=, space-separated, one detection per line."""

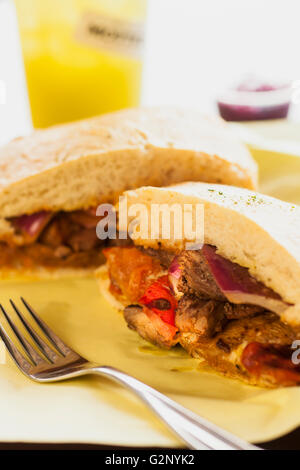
xmin=202 ymin=245 xmax=290 ymax=314
xmin=217 ymin=78 xmax=291 ymax=121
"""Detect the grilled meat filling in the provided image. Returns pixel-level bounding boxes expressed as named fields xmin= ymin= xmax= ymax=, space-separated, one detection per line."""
xmin=0 ymin=243 xmax=105 ymax=269
xmin=175 ymin=296 xmax=226 ymax=338
xmin=180 ymin=313 xmax=299 ymax=387
xmin=223 ymin=303 xmax=264 ymax=319
xmin=141 ymin=248 xmax=175 ymax=269
xmin=104 ymin=245 xmax=298 ymax=386
xmin=175 ymin=297 xmax=263 ymax=337
xmin=1 ymin=208 xmax=110 ymax=269
xmin=176 ymin=250 xmax=226 ymax=301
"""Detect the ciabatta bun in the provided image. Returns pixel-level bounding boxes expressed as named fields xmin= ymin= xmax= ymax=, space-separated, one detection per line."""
xmin=0 ymin=107 xmax=256 ymax=241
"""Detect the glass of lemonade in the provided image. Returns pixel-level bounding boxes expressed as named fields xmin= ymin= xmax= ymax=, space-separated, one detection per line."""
xmin=14 ymin=0 xmax=147 ymax=128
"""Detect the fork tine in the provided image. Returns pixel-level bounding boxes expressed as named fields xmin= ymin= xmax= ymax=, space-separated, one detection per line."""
xmin=0 ymin=304 xmax=46 ymax=366
xmin=0 ymin=320 xmax=32 ymax=374
xmin=20 ymin=297 xmax=73 ymax=357
xmin=10 ymin=300 xmax=59 ymax=364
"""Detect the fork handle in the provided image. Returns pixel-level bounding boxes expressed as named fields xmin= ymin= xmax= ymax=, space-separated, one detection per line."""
xmin=92 ymin=366 xmax=259 ymax=450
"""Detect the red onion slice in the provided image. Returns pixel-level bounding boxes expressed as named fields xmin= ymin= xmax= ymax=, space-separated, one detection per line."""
xmin=168 ymin=256 xmax=183 ymax=297
xmin=12 ymin=211 xmax=52 ymax=242
xmin=202 ymin=245 xmax=290 ymax=314
xmin=168 ymin=257 xmax=181 ymax=279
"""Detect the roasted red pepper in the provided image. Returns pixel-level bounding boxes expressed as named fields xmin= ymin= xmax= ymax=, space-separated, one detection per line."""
xmin=103 ymin=246 xmax=162 ymax=302
xmin=242 ymin=342 xmax=300 ymax=386
xmin=139 ymin=275 xmax=178 ymax=327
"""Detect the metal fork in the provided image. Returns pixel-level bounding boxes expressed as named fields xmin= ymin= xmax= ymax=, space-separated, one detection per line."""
xmin=0 ymin=297 xmax=259 ymax=451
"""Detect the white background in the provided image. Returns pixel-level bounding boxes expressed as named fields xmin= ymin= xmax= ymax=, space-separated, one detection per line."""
xmin=1 ymin=0 xmax=300 ymax=144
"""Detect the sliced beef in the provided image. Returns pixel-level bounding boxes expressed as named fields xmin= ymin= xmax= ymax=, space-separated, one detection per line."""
xmin=176 ymin=250 xmax=226 ymax=301
xmin=167 ymin=248 xmax=266 ymax=326
xmin=175 ymin=296 xmax=226 ymax=338
xmin=223 ymin=303 xmax=264 ymax=319
xmin=40 ymin=219 xmax=64 ymax=247
xmin=68 ymin=228 xmax=99 ymax=252
xmin=68 ymin=209 xmax=99 ymax=229
xmin=124 ymin=304 xmax=178 ymax=349
xmin=175 ymin=296 xmax=264 ymax=339
xmin=40 ymin=212 xmax=102 ymax=252
xmin=140 ymin=247 xmax=175 ymax=269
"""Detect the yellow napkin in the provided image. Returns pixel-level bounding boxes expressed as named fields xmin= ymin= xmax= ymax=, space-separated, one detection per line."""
xmin=0 ymin=121 xmax=300 ymax=446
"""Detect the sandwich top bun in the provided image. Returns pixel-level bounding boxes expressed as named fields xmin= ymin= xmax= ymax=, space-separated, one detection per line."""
xmin=119 ymin=182 xmax=300 ymax=326
xmin=0 ymin=107 xmax=257 ymax=223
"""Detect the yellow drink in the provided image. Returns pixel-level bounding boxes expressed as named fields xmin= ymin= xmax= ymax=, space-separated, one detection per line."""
xmin=14 ymin=0 xmax=147 ymax=128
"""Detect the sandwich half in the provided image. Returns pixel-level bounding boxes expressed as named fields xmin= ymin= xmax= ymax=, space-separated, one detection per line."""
xmin=98 ymin=183 xmax=300 ymax=388
xmin=0 ymin=107 xmax=257 ymax=277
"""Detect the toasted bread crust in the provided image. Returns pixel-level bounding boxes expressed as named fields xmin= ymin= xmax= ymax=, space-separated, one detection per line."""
xmin=0 ymin=107 xmax=257 ymax=224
